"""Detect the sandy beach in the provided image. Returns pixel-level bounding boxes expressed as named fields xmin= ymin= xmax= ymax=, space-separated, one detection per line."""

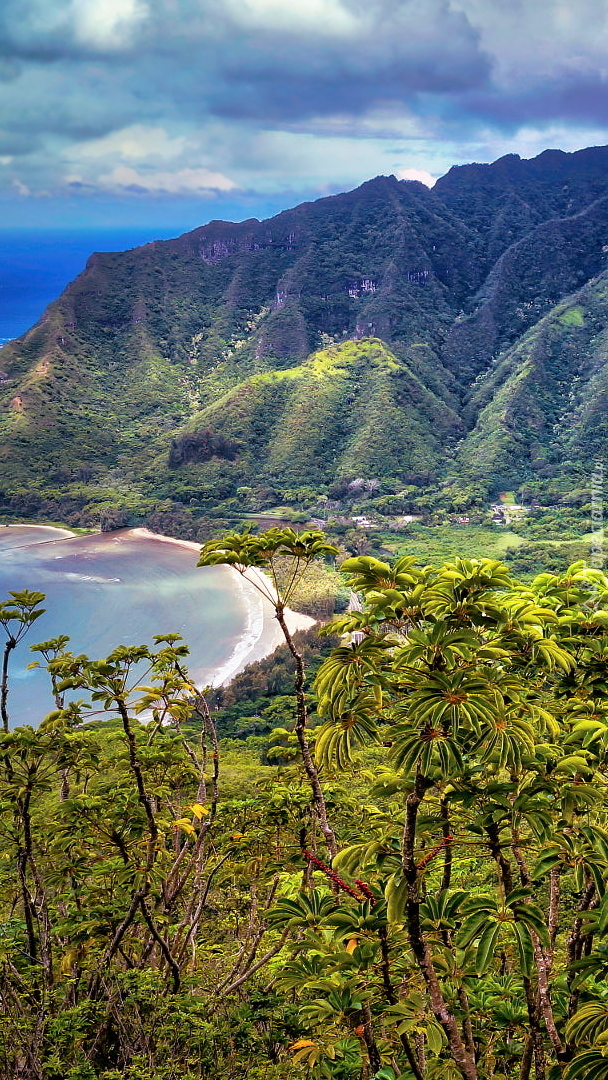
xmin=1 ymin=524 xmax=317 ymax=700
xmin=130 ymin=528 xmax=316 ymax=685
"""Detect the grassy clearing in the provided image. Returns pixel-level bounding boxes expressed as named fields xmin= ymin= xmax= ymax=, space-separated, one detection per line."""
xmin=382 ymin=525 xmax=526 ymax=563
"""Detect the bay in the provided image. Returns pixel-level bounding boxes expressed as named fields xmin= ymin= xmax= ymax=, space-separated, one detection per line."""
xmin=0 ymin=526 xmax=267 ymax=727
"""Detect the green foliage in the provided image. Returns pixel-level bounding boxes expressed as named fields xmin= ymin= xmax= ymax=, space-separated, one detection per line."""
xmin=198 ymin=527 xmax=339 ymax=609
xmin=302 ymin=549 xmax=608 ymax=1079
xmin=6 ymin=154 xmax=608 ymax=521
xmin=504 ymin=541 xmax=591 ymax=578
xmin=559 ymin=304 xmax=585 ymax=326
xmin=7 ymin=538 xmax=608 ymax=1077
xmin=0 ymin=588 xmax=46 ymax=730
xmin=0 ymin=622 xmax=310 ymax=1079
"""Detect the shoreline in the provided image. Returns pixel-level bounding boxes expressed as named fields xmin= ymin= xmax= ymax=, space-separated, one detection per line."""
xmin=1 ymin=524 xmax=317 ymax=690
xmin=131 ymin=528 xmax=316 ymax=685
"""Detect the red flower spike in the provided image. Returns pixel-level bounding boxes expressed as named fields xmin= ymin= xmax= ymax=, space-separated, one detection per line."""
xmin=415 ymin=836 xmax=454 ymax=870
xmin=302 ymin=849 xmax=374 ymax=904
xmin=354 ymin=880 xmax=376 ymax=905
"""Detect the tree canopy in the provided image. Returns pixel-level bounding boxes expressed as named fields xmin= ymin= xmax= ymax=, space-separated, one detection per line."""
xmin=3 ymin=539 xmax=608 ymax=1080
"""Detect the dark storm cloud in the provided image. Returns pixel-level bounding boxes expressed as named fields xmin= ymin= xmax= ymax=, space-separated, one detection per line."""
xmin=210 ymin=49 xmax=489 ymax=124
xmin=2 ymin=0 xmax=608 ymax=204
xmin=0 ymin=0 xmax=490 ymax=132
xmin=458 ymin=73 xmax=608 ymax=130
xmin=202 ymin=1 xmax=490 ymax=121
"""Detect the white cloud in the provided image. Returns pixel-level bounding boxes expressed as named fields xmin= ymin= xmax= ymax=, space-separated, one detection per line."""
xmin=453 ymin=0 xmax=608 ymax=83
xmin=276 ymin=106 xmax=428 ymax=140
xmin=1 ymin=0 xmax=150 ymax=52
xmin=395 ymin=167 xmax=436 ymax=187
xmin=3 ymin=0 xmax=608 ymax=212
xmin=61 ymin=124 xmax=240 ymax=196
xmin=70 ymin=0 xmax=149 ymax=49
xmin=461 ymin=123 xmax=608 ymax=164
xmin=93 ymin=163 xmax=239 ymax=193
xmin=222 ymin=0 xmax=357 ymax=35
xmin=69 ymin=124 xmax=190 ymax=162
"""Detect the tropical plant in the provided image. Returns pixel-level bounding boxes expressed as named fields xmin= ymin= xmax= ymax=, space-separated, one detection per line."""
xmin=260 ymin=552 xmax=608 ymax=1080
xmin=198 ymin=528 xmax=340 ymax=856
xmin=0 ymin=589 xmax=45 ymax=730
xmin=6 ymin=543 xmax=608 ymax=1080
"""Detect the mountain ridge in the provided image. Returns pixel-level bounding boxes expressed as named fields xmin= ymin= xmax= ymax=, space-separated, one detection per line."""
xmin=2 ymin=144 xmax=608 ymax=525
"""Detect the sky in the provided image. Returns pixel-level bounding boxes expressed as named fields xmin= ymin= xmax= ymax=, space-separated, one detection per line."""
xmin=2 ymin=0 xmax=608 ymax=233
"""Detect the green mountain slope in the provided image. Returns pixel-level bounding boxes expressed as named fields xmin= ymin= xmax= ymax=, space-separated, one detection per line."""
xmin=4 ymin=144 xmax=608 ymax=521
xmin=435 ymin=145 xmax=608 ymax=264
xmin=0 ymin=176 xmax=474 ymax=499
xmin=161 ymin=338 xmax=462 ymax=490
xmin=444 ymin=195 xmax=608 ymax=382
xmin=456 ymin=272 xmax=608 ymax=485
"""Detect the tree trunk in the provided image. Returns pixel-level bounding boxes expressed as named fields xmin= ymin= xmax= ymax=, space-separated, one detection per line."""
xmin=275 ymin=608 xmax=338 ymax=858
xmin=1 ymin=638 xmax=15 ymax=733
xmin=403 ymin=775 xmax=478 ymax=1080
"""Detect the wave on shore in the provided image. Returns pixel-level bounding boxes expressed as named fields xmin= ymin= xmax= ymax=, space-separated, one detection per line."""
xmin=207 ymin=572 xmax=266 ymax=686
xmin=1 ymin=526 xmax=316 ymax=716
xmin=132 ymin=527 xmax=315 ymax=686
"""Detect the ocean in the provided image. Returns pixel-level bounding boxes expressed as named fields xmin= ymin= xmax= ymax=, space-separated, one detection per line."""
xmin=0 ymin=231 xmax=287 ymax=727
xmin=0 ymin=526 xmax=267 ymax=728
xmin=0 ymin=227 xmax=187 ymax=345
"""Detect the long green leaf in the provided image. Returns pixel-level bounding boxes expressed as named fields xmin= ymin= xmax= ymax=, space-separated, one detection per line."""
xmin=512 ymin=920 xmax=534 ymax=978
xmin=475 ymin=920 xmax=501 ymax=974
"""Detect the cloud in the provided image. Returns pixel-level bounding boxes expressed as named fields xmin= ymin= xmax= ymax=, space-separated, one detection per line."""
xmin=0 ymin=0 xmax=149 ymax=55
xmin=395 ymin=168 xmax=436 ymax=187
xmin=1 ymin=0 xmax=608 ymax=211
xmin=222 ymin=0 xmax=358 ymax=36
xmin=60 ymin=123 xmax=240 ymax=195
xmin=12 ymin=178 xmax=31 ymax=195
xmin=205 ymin=1 xmax=490 ymax=123
xmin=69 ymin=125 xmax=190 ymax=162
xmin=91 ymin=164 xmax=239 ymax=194
xmin=71 ymin=0 xmax=149 ymax=49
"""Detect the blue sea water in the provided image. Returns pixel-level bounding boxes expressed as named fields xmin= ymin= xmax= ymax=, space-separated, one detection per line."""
xmin=0 ymin=228 xmax=186 ymax=344
xmin=0 ymin=232 xmax=283 ymax=725
xmin=0 ymin=231 xmax=286 ymax=724
xmin=0 ymin=527 xmax=267 ymax=728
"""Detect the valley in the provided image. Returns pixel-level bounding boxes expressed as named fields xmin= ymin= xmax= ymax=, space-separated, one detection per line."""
xmin=1 ymin=145 xmax=607 ymax=564
xmin=2 ymin=146 xmax=608 ymax=1080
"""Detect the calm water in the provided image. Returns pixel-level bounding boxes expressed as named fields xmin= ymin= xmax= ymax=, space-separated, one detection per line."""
xmin=0 ymin=527 xmax=264 ymax=727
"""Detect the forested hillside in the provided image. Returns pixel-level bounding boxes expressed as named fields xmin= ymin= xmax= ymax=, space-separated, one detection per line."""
xmin=5 ymin=531 xmax=608 ymax=1080
xmin=3 ymin=144 xmax=608 ymax=527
